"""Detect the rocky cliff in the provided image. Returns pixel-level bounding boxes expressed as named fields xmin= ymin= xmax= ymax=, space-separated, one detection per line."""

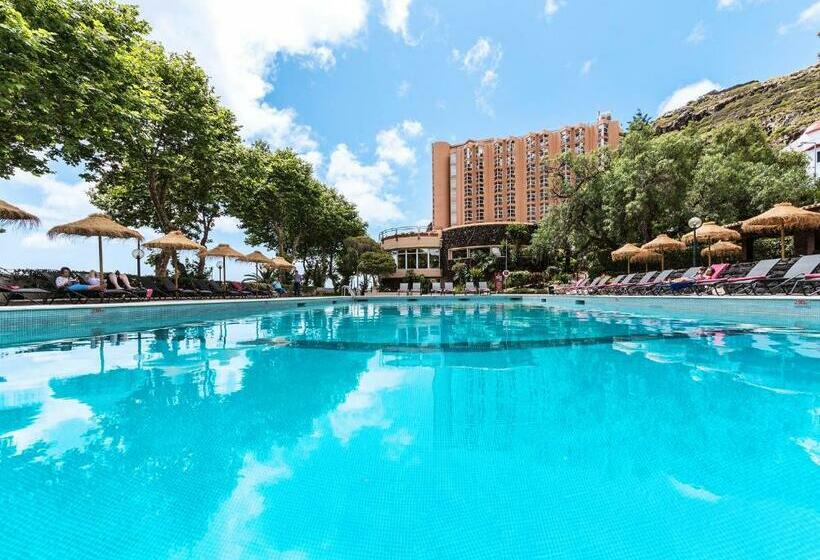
xmin=654 ymin=64 xmax=820 ymax=145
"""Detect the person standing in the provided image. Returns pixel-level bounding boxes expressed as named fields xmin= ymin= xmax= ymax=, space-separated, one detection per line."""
xmin=293 ymin=269 xmax=302 ymax=296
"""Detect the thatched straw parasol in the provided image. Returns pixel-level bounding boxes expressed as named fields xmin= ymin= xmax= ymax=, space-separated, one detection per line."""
xmin=681 ymin=221 xmax=741 ymax=266
xmin=611 ymin=243 xmax=641 ymax=274
xmin=203 ymin=243 xmax=244 ymax=284
xmin=641 ymin=234 xmax=685 ymax=270
xmin=239 ymin=250 xmax=274 ymax=280
xmin=742 ymin=202 xmax=820 ymax=260
xmin=0 ymin=199 xmax=40 ymax=228
xmin=701 ymin=241 xmax=742 ymax=262
xmin=144 ymin=230 xmax=205 ymax=287
xmin=269 ymin=256 xmax=294 ymax=270
xmin=629 ymin=249 xmax=662 ymax=272
xmin=48 ymin=213 xmax=143 ymax=281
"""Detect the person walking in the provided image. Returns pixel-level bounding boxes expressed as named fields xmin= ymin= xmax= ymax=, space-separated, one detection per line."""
xmin=293 ymin=269 xmax=302 ymax=296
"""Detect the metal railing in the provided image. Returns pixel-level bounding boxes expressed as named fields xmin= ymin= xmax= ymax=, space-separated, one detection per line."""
xmin=378 ymin=226 xmax=435 ymax=242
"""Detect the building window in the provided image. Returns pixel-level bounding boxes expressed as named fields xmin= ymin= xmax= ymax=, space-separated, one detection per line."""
xmin=507 ymin=206 xmax=516 ymax=219
xmin=494 ymin=206 xmax=503 ymax=220
xmin=391 ymin=248 xmax=441 ymax=270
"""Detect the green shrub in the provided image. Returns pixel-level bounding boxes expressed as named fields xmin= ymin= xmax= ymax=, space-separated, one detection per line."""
xmin=505 ymin=270 xmax=532 ymax=288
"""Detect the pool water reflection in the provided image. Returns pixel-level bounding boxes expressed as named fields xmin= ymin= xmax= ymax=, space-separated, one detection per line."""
xmin=0 ymin=302 xmax=818 ymax=559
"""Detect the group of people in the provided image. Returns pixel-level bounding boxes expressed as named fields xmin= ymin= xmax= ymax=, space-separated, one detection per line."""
xmin=55 ymin=267 xmax=135 ymax=292
xmin=56 ymin=266 xmax=304 ymax=297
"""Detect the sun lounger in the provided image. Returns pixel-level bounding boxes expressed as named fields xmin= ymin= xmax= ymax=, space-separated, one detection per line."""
xmin=708 ymin=259 xmax=780 ymax=295
xmin=589 ymin=275 xmax=623 ymax=295
xmin=652 ymin=267 xmax=701 ymax=295
xmin=566 ymin=277 xmax=590 ymax=294
xmin=627 ymin=270 xmax=671 ymax=294
xmin=601 ymin=273 xmax=638 ymax=294
xmin=577 ymin=275 xmax=605 ymax=294
xmin=0 ymin=274 xmax=53 ymax=305
xmin=444 ymin=281 xmax=454 ymax=294
xmin=790 ymin=272 xmax=820 ymax=296
xmin=465 ymin=281 xmax=478 ymax=294
xmin=478 ymin=281 xmax=491 ymax=294
xmin=410 ymin=282 xmax=422 ymax=295
xmin=209 ymin=280 xmax=244 ymax=297
xmin=431 ymin=281 xmax=442 ymax=294
xmin=398 ymin=282 xmax=409 ymax=295
xmin=751 ymin=254 xmax=820 ymax=295
xmin=612 ymin=271 xmax=656 ymax=294
xmin=686 ymin=263 xmax=731 ymax=295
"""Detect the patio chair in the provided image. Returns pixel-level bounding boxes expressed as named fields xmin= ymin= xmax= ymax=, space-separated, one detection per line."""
xmin=752 ymin=254 xmax=820 ymax=295
xmin=613 ymin=271 xmax=656 ymax=295
xmin=410 ymin=282 xmax=422 ymax=295
xmin=653 ymin=267 xmax=701 ymax=295
xmin=600 ymin=273 xmax=637 ymax=294
xmin=431 ymin=281 xmax=442 ymax=294
xmin=566 ymin=277 xmax=591 ymax=294
xmin=627 ymin=270 xmax=672 ymax=294
xmin=588 ymin=275 xmax=623 ymax=295
xmin=1 ymin=273 xmax=53 ymax=305
xmin=478 ymin=281 xmax=491 ymax=294
xmin=444 ymin=281 xmax=454 ymax=294
xmin=577 ymin=275 xmax=605 ymax=294
xmin=708 ymin=259 xmax=780 ymax=295
xmin=191 ymin=279 xmax=216 ymax=297
xmin=209 ymin=280 xmax=244 ymax=297
xmin=160 ymin=278 xmax=197 ymax=298
xmin=465 ymin=281 xmax=478 ymax=294
xmin=398 ymin=282 xmax=409 ymax=295
xmin=790 ymin=272 xmax=820 ymax=296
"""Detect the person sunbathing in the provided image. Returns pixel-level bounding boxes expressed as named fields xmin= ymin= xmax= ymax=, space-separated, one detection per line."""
xmin=56 ymin=267 xmax=103 ymax=292
xmin=107 ymin=270 xmax=133 ymax=290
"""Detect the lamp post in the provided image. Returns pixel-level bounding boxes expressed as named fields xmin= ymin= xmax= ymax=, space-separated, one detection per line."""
xmin=131 ymin=244 xmax=145 ymax=283
xmin=688 ymin=216 xmax=703 ymax=267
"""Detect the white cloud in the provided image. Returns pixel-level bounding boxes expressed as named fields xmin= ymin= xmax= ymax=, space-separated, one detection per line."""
xmin=686 ymin=21 xmax=706 ymax=44
xmin=326 ymin=145 xmax=403 ymax=225
xmin=327 ymin=120 xmax=423 ymax=225
xmin=545 ymin=0 xmax=565 ymax=17
xmin=4 ymin=171 xmax=97 ymax=250
xmin=717 ymin=0 xmax=739 ymax=9
xmin=381 ymin=0 xmax=414 ymax=44
xmin=133 ymin=0 xmax=368 ymax=160
xmin=453 ymin=38 xmax=503 ymax=116
xmin=396 ymin=80 xmax=411 ymax=98
xmin=657 ymin=79 xmax=721 ymax=115
xmin=401 ymin=120 xmax=423 ymax=137
xmin=778 ymin=1 xmax=820 ymax=34
xmin=580 ymin=59 xmax=593 ymax=76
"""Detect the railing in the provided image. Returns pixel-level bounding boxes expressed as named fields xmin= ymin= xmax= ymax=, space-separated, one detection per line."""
xmin=378 ymin=226 xmax=436 ymax=242
xmin=341 ymin=285 xmax=355 ymax=297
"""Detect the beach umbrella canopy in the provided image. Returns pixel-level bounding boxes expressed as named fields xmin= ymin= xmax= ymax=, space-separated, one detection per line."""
xmin=239 ymin=250 xmax=274 ymax=280
xmin=682 ymin=221 xmax=742 ymax=266
xmin=269 ymin=256 xmax=294 ymax=270
xmin=742 ymin=202 xmax=820 ymax=259
xmin=640 ymin=234 xmax=685 ymax=270
xmin=681 ymin=221 xmax=741 ymax=245
xmin=0 ymin=199 xmax=40 ymax=227
xmin=701 ymin=241 xmax=742 ymax=261
xmin=629 ymin=249 xmax=661 ymax=272
xmin=611 ymin=243 xmax=641 ymax=273
xmin=48 ymin=213 xmax=143 ymax=281
xmin=144 ymin=230 xmax=205 ymax=287
xmin=203 ymin=243 xmax=244 ymax=284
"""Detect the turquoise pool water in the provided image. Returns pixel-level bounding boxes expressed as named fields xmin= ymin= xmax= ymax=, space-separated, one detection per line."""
xmin=1 ymin=301 xmax=818 ymax=559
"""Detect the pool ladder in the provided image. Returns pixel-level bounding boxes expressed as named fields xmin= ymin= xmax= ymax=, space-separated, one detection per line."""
xmin=341 ymin=285 xmax=355 ymax=298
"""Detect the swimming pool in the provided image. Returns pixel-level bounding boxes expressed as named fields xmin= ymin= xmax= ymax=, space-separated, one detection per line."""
xmin=1 ymin=299 xmax=818 ymax=559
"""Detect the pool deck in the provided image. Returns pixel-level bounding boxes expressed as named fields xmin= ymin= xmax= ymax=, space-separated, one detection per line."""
xmin=1 ymin=294 xmax=818 ymax=347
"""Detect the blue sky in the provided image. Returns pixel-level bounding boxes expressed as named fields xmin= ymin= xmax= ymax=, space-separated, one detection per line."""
xmin=1 ymin=0 xmax=818 ymax=276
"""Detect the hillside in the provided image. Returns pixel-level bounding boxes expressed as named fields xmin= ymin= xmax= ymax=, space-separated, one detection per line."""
xmin=654 ymin=64 xmax=820 ymax=145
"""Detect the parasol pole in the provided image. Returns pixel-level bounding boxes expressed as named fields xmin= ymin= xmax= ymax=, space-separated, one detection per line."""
xmin=222 ymin=255 xmax=227 ymax=286
xmin=780 ymin=225 xmax=785 ymax=260
xmin=98 ymin=235 xmax=104 ymax=285
xmin=173 ymin=251 xmax=180 ymax=288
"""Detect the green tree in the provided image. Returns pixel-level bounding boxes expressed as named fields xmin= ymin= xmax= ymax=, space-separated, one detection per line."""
xmin=337 ymin=235 xmax=382 ymax=289
xmin=0 ymin=0 xmax=150 ymax=177
xmin=88 ymin=47 xmax=243 ymax=274
xmin=358 ymin=250 xmax=396 ymax=292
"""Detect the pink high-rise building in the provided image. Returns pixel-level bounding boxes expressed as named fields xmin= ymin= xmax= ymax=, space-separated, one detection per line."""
xmin=431 ymin=113 xmax=620 ymax=230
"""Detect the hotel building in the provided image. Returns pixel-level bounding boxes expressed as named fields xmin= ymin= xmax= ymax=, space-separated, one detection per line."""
xmin=381 ymin=113 xmax=620 ymax=284
xmin=431 ymin=112 xmax=619 ymax=229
